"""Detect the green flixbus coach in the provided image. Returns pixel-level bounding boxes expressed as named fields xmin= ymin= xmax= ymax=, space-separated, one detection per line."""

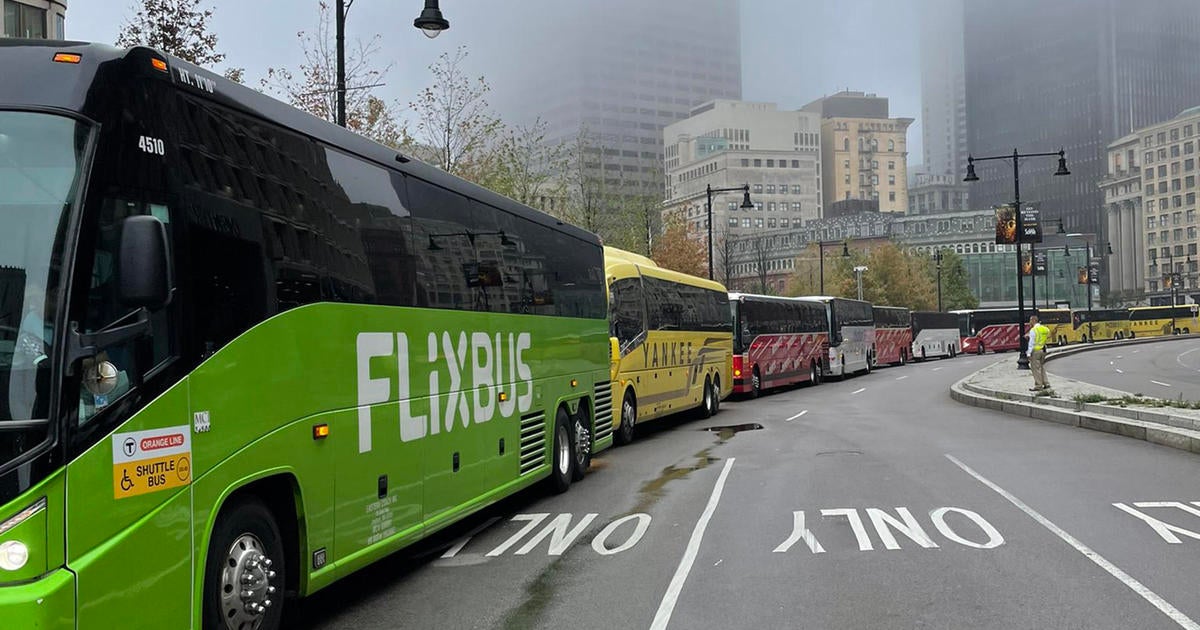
xmin=0 ymin=41 xmax=613 ymax=629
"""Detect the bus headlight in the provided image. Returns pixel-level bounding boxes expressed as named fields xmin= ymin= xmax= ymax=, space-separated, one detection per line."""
xmin=0 ymin=540 xmax=29 ymax=571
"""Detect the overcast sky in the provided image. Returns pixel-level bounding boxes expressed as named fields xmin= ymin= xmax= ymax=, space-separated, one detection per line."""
xmin=68 ymin=0 xmax=923 ymax=164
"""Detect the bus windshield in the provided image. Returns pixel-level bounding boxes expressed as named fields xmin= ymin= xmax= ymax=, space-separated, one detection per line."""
xmin=0 ymin=111 xmax=87 ymax=469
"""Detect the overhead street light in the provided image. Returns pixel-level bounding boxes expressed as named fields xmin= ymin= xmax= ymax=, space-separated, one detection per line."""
xmin=964 ymin=148 xmax=1070 ymax=369
xmin=705 ymin=184 xmax=754 ymax=280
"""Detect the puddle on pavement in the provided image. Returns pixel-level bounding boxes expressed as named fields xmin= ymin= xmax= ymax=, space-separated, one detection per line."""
xmin=703 ymin=422 xmax=765 ymax=441
xmin=632 ymin=448 xmax=719 ymax=514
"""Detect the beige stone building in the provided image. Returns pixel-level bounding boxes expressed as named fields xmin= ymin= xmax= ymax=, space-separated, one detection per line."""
xmin=1099 ymin=132 xmax=1145 ymax=297
xmin=803 ymin=91 xmax=912 ymax=213
xmin=2 ymin=0 xmax=66 ymax=39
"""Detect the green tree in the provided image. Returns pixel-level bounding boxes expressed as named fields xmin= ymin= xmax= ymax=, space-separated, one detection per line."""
xmin=483 ymin=117 xmax=567 ymax=207
xmin=936 ymin=248 xmax=979 ymax=310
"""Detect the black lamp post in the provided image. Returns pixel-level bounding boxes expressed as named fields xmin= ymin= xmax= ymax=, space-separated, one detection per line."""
xmin=964 ymin=148 xmax=1070 ymax=369
xmin=1058 ymin=220 xmax=1110 ymax=343
xmin=818 ymin=240 xmax=851 ymax=294
xmin=336 ymin=0 xmax=449 ymax=127
xmin=1161 ymin=250 xmax=1192 ymax=334
xmin=933 ymin=249 xmax=944 ymax=311
xmin=705 ymin=184 xmax=754 ymax=280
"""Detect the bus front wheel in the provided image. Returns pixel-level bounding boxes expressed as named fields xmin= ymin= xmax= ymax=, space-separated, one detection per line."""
xmin=204 ymin=498 xmax=286 ymax=630
xmin=551 ymin=408 xmax=574 ymax=494
xmin=615 ymin=392 xmax=636 ymax=446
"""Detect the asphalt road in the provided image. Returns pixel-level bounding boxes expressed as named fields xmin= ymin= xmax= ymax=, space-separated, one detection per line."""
xmin=1051 ymin=338 xmax=1200 ymax=402
xmin=289 ymin=351 xmax=1200 ymax=630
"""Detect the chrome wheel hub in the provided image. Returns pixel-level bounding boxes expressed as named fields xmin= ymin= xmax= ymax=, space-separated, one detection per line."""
xmin=557 ymin=426 xmax=571 ymax=475
xmin=575 ymin=416 xmax=591 ymax=461
xmin=220 ymin=534 xmax=278 ymax=630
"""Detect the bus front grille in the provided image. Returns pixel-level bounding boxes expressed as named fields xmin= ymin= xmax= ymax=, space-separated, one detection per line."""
xmin=593 ymin=381 xmax=614 ymax=442
xmin=519 ymin=411 xmax=546 ymax=475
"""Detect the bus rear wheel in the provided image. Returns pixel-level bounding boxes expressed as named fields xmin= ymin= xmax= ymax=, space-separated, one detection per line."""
xmin=550 ymin=408 xmax=574 ymax=494
xmin=750 ymin=367 xmax=762 ymax=398
xmin=698 ymin=376 xmax=716 ymax=419
xmin=810 ymin=362 xmax=820 ymax=385
xmin=615 ymin=391 xmax=636 ymax=446
xmin=711 ymin=376 xmax=722 ymax=414
xmin=976 ymin=343 xmax=985 ymax=355
xmin=204 ymin=498 xmax=285 ymax=630
xmin=571 ymin=405 xmax=591 ymax=482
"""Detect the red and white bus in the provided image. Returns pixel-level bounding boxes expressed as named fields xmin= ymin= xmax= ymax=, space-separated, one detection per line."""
xmin=872 ymin=305 xmax=912 ymax=366
xmin=730 ymin=293 xmax=829 ymax=396
xmin=954 ymin=308 xmax=1023 ymax=354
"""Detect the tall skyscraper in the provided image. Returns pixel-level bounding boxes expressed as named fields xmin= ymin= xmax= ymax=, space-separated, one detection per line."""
xmin=964 ymin=0 xmax=1200 ymax=240
xmin=500 ymin=0 xmax=742 ymax=197
xmin=919 ymin=0 xmax=967 ymax=179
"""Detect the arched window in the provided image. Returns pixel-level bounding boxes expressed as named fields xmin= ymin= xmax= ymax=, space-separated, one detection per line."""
xmin=871 ymin=139 xmax=879 ymax=151
xmin=888 ymin=139 xmax=895 ymax=151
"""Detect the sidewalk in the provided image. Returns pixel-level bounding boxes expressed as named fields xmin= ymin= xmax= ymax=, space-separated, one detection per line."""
xmin=952 ymin=341 xmax=1200 ymax=454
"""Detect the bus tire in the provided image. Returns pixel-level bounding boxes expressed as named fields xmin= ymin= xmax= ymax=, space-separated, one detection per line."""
xmin=1185 ymin=328 xmax=1191 ymax=335
xmin=921 ymin=347 xmax=927 ymax=361
xmin=615 ymin=391 xmax=636 ymax=446
xmin=976 ymin=343 xmax=985 ymax=355
xmin=711 ymin=376 xmax=722 ymax=414
xmin=810 ymin=361 xmax=820 ymax=385
xmin=864 ymin=352 xmax=873 ymax=374
xmin=1130 ymin=332 xmax=1136 ymax=339
xmin=698 ymin=376 xmax=716 ymax=419
xmin=203 ymin=498 xmax=286 ymax=630
xmin=750 ymin=366 xmax=762 ymax=398
xmin=571 ymin=404 xmax=590 ymax=482
xmin=551 ymin=408 xmax=574 ymax=494
xmin=898 ymin=350 xmax=907 ymax=366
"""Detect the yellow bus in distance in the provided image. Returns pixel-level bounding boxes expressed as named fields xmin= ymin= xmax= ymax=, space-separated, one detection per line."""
xmin=1071 ymin=308 xmax=1130 ymax=342
xmin=1036 ymin=308 xmax=1072 ymax=345
xmin=605 ymin=247 xmax=733 ymax=444
xmin=1128 ymin=304 xmax=1200 ymax=338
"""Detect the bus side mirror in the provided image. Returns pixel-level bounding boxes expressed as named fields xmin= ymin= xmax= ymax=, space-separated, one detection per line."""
xmin=118 ymin=216 xmax=173 ymax=311
xmin=610 ymin=337 xmax=620 ymax=362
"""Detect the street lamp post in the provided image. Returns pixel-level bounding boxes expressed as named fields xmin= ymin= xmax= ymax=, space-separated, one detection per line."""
xmin=934 ymin=249 xmax=943 ymax=311
xmin=964 ymin=148 xmax=1070 ymax=369
xmin=853 ymin=266 xmax=869 ymax=300
xmin=705 ymin=184 xmax=754 ymax=280
xmin=818 ymin=240 xmax=851 ymax=294
xmin=335 ymin=0 xmax=449 ymax=127
xmin=1161 ymin=250 xmax=1192 ymax=334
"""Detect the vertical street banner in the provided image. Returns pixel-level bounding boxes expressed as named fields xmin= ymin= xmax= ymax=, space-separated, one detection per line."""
xmin=995 ymin=205 xmax=1017 ymax=245
xmin=1077 ymin=266 xmax=1090 ymax=285
xmin=1033 ymin=250 xmax=1047 ymax=275
xmin=1019 ymin=203 xmax=1043 ymax=243
xmin=1021 ymin=251 xmax=1034 ymax=276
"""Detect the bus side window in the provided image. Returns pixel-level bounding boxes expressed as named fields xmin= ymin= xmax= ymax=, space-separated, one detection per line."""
xmin=78 ymin=199 xmax=177 ymax=425
xmin=610 ymin=278 xmax=644 ymax=354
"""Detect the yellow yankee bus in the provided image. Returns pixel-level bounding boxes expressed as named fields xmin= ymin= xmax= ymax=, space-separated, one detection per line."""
xmin=1036 ymin=308 xmax=1073 ymax=345
xmin=605 ymin=247 xmax=733 ymax=444
xmin=1070 ymin=308 xmax=1131 ymax=342
xmin=1128 ymin=304 xmax=1200 ymax=338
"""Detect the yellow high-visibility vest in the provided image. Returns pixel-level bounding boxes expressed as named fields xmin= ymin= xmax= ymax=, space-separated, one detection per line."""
xmin=1032 ymin=324 xmax=1050 ymax=351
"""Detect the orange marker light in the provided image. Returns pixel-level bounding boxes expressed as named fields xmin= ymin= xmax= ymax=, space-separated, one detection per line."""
xmin=313 ymin=424 xmax=330 ymax=440
xmin=498 ymin=392 xmax=509 ymax=402
xmin=53 ymin=53 xmax=81 ymax=64
xmin=570 ymin=379 xmax=578 ymax=388
xmin=150 ymin=58 xmax=168 ymax=72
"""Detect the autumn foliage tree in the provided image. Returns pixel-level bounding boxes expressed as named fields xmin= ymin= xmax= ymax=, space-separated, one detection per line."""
xmin=651 ymin=217 xmax=707 ymax=278
xmin=116 ymin=0 xmax=244 ymax=80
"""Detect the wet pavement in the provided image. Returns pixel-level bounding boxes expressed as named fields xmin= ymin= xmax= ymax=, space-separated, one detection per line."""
xmin=291 ymin=350 xmax=1200 ymax=630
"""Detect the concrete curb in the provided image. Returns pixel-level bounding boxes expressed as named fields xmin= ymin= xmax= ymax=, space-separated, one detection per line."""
xmin=951 ymin=374 xmax=1200 ymax=455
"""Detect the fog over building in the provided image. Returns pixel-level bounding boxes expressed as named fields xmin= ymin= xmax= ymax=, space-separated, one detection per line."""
xmin=964 ymin=0 xmax=1200 ymax=242
xmin=497 ymin=0 xmax=742 ymax=196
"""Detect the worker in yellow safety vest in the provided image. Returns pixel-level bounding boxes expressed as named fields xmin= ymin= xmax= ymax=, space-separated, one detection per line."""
xmin=1027 ymin=315 xmax=1051 ymax=391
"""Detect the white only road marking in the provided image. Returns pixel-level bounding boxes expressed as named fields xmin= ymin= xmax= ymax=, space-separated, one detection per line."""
xmin=1152 ymin=380 xmax=1172 ymax=388
xmin=1116 ymin=369 xmax=1125 ymax=374
xmin=852 ymin=388 xmax=866 ymax=395
xmin=440 ymin=516 xmax=501 ymax=558
xmin=650 ymin=458 xmax=736 ymax=630
xmin=896 ymin=375 xmax=909 ymax=381
xmin=946 ymin=454 xmax=1200 ymax=630
xmin=786 ymin=410 xmax=809 ymax=422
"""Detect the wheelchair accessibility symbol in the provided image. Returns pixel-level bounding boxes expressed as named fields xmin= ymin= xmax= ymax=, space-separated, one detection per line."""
xmin=120 ymin=470 xmax=134 ymax=492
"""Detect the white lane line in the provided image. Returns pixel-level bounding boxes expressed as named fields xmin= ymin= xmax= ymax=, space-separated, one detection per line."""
xmin=1152 ymin=380 xmax=1172 ymax=388
xmin=785 ymin=410 xmax=808 ymax=422
xmin=851 ymin=387 xmax=866 ymax=395
xmin=895 ymin=375 xmax=909 ymax=381
xmin=650 ymin=458 xmax=736 ymax=630
xmin=1177 ymin=346 xmax=1200 ymax=370
xmin=946 ymin=454 xmax=1200 ymax=630
xmin=1116 ymin=368 xmax=1125 ymax=374
xmin=931 ymin=367 xmax=944 ymax=372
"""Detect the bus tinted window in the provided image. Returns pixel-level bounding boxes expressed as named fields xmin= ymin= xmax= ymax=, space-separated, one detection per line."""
xmin=912 ymin=311 xmax=959 ymax=334
xmin=643 ymin=277 xmax=727 ymax=332
xmin=873 ymin=306 xmax=911 ymax=328
xmin=830 ymin=298 xmax=873 ymax=328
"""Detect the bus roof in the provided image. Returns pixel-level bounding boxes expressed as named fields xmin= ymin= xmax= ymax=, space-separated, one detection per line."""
xmin=604 ymin=246 xmax=728 ymax=293
xmin=1 ymin=40 xmax=602 ymax=248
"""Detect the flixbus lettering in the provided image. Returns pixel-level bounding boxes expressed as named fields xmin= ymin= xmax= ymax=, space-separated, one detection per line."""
xmin=356 ymin=330 xmax=534 ymax=453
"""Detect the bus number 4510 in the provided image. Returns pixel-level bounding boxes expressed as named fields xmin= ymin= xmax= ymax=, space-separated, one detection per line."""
xmin=137 ymin=135 xmax=165 ymax=156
